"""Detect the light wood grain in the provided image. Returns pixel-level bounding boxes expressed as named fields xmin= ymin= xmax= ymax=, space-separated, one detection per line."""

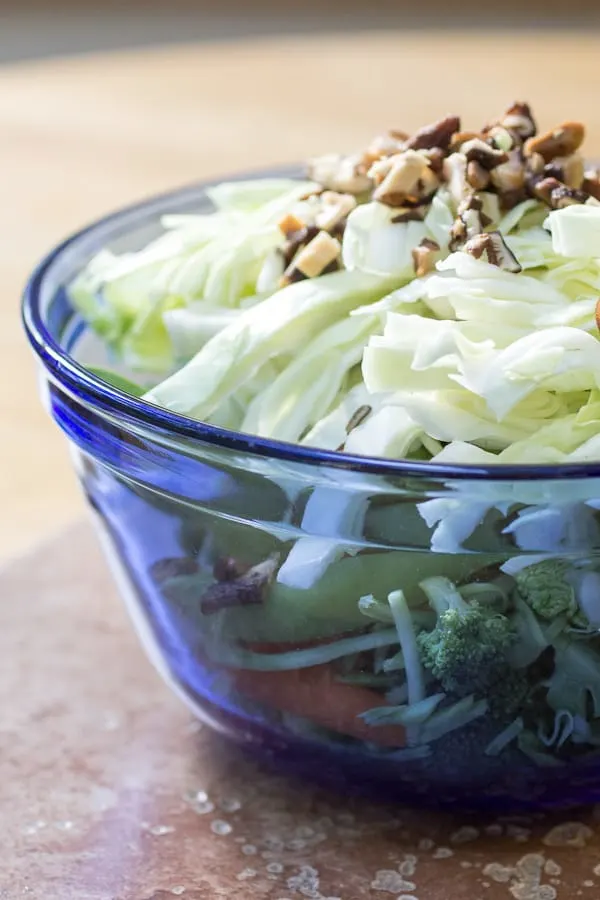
xmin=2 ymin=32 xmax=600 ymax=561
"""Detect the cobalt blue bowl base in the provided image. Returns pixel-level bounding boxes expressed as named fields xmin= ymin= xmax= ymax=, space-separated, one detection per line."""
xmin=77 ymin=457 xmax=600 ymax=815
xmin=174 ymin=674 xmax=600 ymax=814
xmin=21 ymin=174 xmax=600 ymax=816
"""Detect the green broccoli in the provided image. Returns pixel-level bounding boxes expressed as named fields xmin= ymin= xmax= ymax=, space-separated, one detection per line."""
xmin=416 ymin=576 xmax=522 ymax=711
xmin=514 ymin=559 xmax=578 ymax=621
xmin=410 ymin=714 xmax=527 ymax=791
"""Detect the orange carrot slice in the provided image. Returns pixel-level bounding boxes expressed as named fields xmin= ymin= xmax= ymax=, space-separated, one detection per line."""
xmin=228 ymin=640 xmax=406 ymax=748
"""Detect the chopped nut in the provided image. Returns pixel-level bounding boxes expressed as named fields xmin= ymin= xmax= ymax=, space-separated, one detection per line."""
xmin=531 ymin=176 xmax=589 ymax=209
xmin=461 ymin=137 xmax=508 ymax=170
xmin=213 ymin=556 xmax=251 ymax=582
xmin=499 ymin=187 xmax=529 ymax=211
xmin=390 ymin=208 xmax=426 ymax=223
xmin=466 ymin=159 xmax=490 ymax=190
xmin=501 ymin=102 xmax=537 ymax=140
xmin=412 ymin=238 xmax=441 ymax=276
xmin=524 ymin=121 xmax=585 ymax=162
xmin=448 ymin=131 xmax=482 ymax=153
xmin=449 ymin=194 xmax=491 ymax=250
xmin=449 ymin=217 xmax=467 ymax=250
xmin=443 ymin=152 xmax=468 ymax=204
xmin=423 ymin=147 xmax=446 ymax=175
xmin=583 ymin=168 xmax=600 ymax=201
xmin=371 ymin=150 xmax=439 ymax=208
xmin=307 ymin=153 xmax=372 ymax=194
xmin=314 ymin=191 xmax=357 ymax=231
xmin=526 ymin=151 xmax=546 ymax=176
xmin=405 ymin=115 xmax=461 ymax=151
xmin=544 ymin=153 xmax=585 ymax=189
xmin=531 ymin=176 xmax=563 ymax=205
xmin=364 ymin=132 xmax=407 ymax=164
xmin=289 ymin=230 xmax=341 ymax=279
xmin=346 ymin=405 xmax=372 ymax=433
xmin=464 ymin=231 xmax=522 ymax=272
xmin=278 ymin=213 xmax=305 ymax=240
xmin=490 ymin=149 xmax=526 ymax=194
xmin=549 ymin=183 xmax=590 ymax=209
xmin=280 ymin=224 xmax=319 ymax=268
xmin=200 ymin=554 xmax=280 ymax=614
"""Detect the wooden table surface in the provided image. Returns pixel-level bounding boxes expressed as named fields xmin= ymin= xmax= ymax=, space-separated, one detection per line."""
xmin=6 ymin=520 xmax=600 ymax=899
xmin=2 ymin=29 xmax=600 ymax=562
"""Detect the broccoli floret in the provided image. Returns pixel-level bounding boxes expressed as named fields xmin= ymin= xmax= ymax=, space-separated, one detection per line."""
xmin=417 ymin=602 xmax=516 ymax=698
xmin=515 ymin=559 xmax=577 ymax=621
xmin=410 ymin=714 xmax=528 ymax=794
xmin=416 ymin=576 xmax=531 ymax=718
xmin=487 ymin=669 xmax=530 ymax=720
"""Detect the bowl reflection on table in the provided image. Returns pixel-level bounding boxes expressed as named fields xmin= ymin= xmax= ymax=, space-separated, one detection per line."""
xmin=22 ymin=172 xmax=600 ymax=811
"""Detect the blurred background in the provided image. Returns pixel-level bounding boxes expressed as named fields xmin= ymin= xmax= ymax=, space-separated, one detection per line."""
xmin=1 ymin=0 xmax=599 ymax=63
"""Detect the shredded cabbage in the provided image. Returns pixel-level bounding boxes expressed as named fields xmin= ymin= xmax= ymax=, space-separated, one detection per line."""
xmin=68 ymin=113 xmax=600 ymax=775
xmin=71 ymin=168 xmax=600 ymax=468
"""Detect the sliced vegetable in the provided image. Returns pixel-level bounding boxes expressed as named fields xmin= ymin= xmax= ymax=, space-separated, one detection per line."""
xmin=88 ymin=367 xmax=146 ymax=397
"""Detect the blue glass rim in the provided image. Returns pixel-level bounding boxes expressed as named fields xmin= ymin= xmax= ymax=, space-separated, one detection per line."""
xmin=21 ymin=169 xmax=600 ymax=483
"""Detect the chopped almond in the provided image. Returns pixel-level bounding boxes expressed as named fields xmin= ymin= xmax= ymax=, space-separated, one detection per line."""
xmin=412 ymin=238 xmax=441 ymax=277
xmin=278 ymin=212 xmax=305 ymax=239
xmin=524 ymin=121 xmax=585 ymax=162
xmin=292 ymin=231 xmax=341 ymax=279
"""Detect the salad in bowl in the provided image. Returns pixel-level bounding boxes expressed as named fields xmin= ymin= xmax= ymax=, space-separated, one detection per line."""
xmin=23 ymin=101 xmax=600 ymax=809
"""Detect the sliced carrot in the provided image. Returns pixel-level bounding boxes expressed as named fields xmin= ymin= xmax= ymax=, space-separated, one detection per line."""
xmin=228 ymin=638 xmax=406 ymax=748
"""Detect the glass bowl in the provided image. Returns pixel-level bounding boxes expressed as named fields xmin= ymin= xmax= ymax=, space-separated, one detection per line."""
xmin=22 ymin=171 xmax=600 ymax=812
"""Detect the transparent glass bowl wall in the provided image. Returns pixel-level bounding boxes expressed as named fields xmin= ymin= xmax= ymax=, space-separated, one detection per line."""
xmin=22 ymin=175 xmax=600 ymax=811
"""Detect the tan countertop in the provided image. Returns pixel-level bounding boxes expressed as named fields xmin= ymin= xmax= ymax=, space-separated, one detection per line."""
xmin=2 ymin=30 xmax=600 ymax=561
xmin=5 ymin=521 xmax=600 ymax=899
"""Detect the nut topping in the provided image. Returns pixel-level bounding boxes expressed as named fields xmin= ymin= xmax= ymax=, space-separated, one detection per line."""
xmin=391 ymin=207 xmax=426 ymax=223
xmin=527 ymin=151 xmax=546 ymax=176
xmin=449 ymin=195 xmax=491 ymax=251
xmin=314 ymin=191 xmax=357 ymax=231
xmin=405 ymin=115 xmax=461 ymax=151
xmin=490 ymin=150 xmax=527 ymax=195
xmin=305 ymin=103 xmax=595 ymax=279
xmin=461 ymin=137 xmax=508 ymax=170
xmin=548 ymin=184 xmax=590 ymax=210
xmin=200 ymin=554 xmax=280 ymax=614
xmin=464 ymin=231 xmax=522 ymax=272
xmin=500 ymin=102 xmax=537 ymax=140
xmin=448 ymin=131 xmax=482 ymax=153
xmin=364 ymin=132 xmax=407 ymax=165
xmin=443 ymin=152 xmax=468 ymax=204
xmin=583 ymin=167 xmax=600 ymax=201
xmin=531 ymin=176 xmax=589 ymax=209
xmin=371 ymin=150 xmax=439 ymax=208
xmin=524 ymin=121 xmax=585 ymax=163
xmin=412 ymin=238 xmax=441 ymax=277
xmin=530 ymin=176 xmax=562 ymax=205
xmin=278 ymin=213 xmax=305 ymax=240
xmin=543 ymin=154 xmax=585 ymax=189
xmin=284 ymin=230 xmax=341 ymax=284
xmin=307 ymin=153 xmax=373 ymax=194
xmin=466 ymin=160 xmax=490 ymax=190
